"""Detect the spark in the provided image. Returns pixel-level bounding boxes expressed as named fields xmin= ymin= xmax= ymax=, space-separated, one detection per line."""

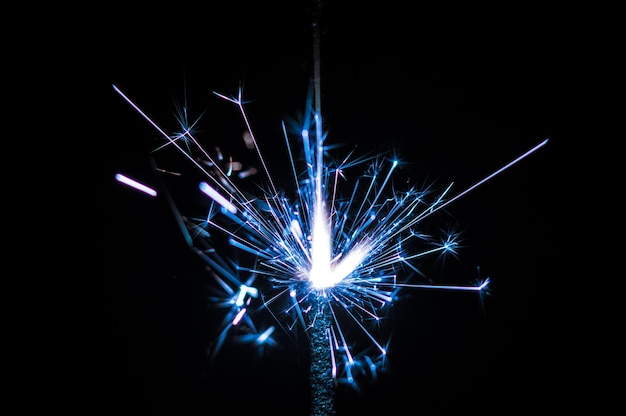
xmin=114 ymin=173 xmax=157 ymax=197
xmin=113 ymin=82 xmax=548 ymax=393
xmin=199 ymin=181 xmax=237 ymax=214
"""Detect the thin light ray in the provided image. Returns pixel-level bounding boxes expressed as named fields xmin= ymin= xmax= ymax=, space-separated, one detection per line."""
xmin=199 ymin=182 xmax=237 ymax=214
xmin=114 ymin=173 xmax=157 ymax=197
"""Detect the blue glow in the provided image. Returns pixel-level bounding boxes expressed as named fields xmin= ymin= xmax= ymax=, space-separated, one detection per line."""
xmin=235 ymin=284 xmax=259 ymax=307
xmin=256 ymin=326 xmax=275 ymax=344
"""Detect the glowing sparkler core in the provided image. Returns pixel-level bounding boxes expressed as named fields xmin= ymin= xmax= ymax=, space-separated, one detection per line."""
xmin=308 ymin=204 xmax=370 ymax=289
xmin=308 ymin=205 xmax=334 ymax=288
xmin=306 ymin=109 xmax=370 ymax=290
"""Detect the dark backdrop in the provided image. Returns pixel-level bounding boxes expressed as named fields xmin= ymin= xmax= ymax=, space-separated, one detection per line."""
xmin=97 ymin=1 xmax=575 ymax=414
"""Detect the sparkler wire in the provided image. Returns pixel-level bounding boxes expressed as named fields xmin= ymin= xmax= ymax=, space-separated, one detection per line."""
xmin=309 ymin=1 xmax=337 ymax=414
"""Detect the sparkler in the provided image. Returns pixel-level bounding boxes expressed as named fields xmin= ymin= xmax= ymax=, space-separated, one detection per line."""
xmin=112 ymin=6 xmax=547 ymax=415
xmin=113 ymin=80 xmax=547 ymax=413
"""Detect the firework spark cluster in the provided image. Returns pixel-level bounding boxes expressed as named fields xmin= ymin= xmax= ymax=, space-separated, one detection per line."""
xmin=113 ymin=82 xmax=547 ymax=389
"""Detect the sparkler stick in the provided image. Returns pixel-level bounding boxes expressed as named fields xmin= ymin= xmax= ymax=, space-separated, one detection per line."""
xmin=308 ymin=1 xmax=337 ymax=415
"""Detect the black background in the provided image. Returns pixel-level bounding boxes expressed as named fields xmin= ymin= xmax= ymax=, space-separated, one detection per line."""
xmin=97 ymin=1 xmax=580 ymax=414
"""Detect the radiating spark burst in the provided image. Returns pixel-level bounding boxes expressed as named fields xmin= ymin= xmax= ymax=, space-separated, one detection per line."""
xmin=113 ymin=83 xmax=548 ymax=390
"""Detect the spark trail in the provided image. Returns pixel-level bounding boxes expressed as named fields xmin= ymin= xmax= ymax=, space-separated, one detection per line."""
xmin=113 ymin=82 xmax=547 ymax=414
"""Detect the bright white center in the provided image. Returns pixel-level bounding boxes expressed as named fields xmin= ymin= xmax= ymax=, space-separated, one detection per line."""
xmin=308 ymin=207 xmax=367 ymax=289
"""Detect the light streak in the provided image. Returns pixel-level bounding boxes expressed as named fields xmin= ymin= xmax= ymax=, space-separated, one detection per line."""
xmin=232 ymin=308 xmax=246 ymax=326
xmin=114 ymin=173 xmax=157 ymax=197
xmin=199 ymin=182 xmax=237 ymax=214
xmin=113 ymin=82 xmax=547 ymax=395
